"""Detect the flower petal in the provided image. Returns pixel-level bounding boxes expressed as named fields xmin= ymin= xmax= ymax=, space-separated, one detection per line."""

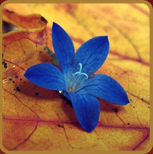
xmin=69 ymin=93 xmax=100 ymax=132
xmin=52 ymin=22 xmax=75 ymax=74
xmin=73 ymin=36 xmax=109 ymax=76
xmin=77 ymin=74 xmax=129 ymax=105
xmin=24 ymin=63 xmax=66 ymax=91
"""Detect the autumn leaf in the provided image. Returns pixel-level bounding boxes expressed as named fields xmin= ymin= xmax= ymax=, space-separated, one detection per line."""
xmin=3 ymin=8 xmax=47 ymax=29
xmin=2 ymin=3 xmax=150 ymax=151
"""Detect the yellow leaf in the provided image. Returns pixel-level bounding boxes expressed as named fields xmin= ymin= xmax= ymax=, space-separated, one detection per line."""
xmin=2 ymin=3 xmax=150 ymax=151
xmin=3 ymin=8 xmax=47 ymax=29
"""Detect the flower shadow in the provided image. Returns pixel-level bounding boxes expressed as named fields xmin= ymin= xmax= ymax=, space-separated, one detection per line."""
xmin=17 ymin=79 xmax=59 ymax=100
xmin=60 ymin=98 xmax=84 ymax=131
xmin=17 ymin=78 xmax=125 ymax=132
xmin=99 ymin=99 xmax=125 ymax=113
xmin=17 ymin=79 xmax=84 ymax=131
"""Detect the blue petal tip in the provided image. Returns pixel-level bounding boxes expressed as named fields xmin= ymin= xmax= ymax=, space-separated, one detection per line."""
xmin=53 ymin=22 xmax=57 ymax=26
xmin=83 ymin=126 xmax=95 ymax=133
xmin=24 ymin=69 xmax=29 ymax=78
xmin=52 ymin=22 xmax=60 ymax=29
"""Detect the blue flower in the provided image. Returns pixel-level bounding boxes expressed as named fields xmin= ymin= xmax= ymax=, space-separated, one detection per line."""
xmin=24 ymin=22 xmax=129 ymax=132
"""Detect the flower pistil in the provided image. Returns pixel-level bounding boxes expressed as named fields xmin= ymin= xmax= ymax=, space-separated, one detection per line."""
xmin=67 ymin=63 xmax=88 ymax=93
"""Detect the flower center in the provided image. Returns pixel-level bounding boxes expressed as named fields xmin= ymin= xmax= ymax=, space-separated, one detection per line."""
xmin=74 ymin=63 xmax=88 ymax=79
xmin=67 ymin=63 xmax=88 ymax=92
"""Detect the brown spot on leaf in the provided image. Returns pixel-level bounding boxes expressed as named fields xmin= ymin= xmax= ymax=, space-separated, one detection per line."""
xmin=35 ymin=92 xmax=39 ymax=96
xmin=2 ymin=61 xmax=7 ymax=69
xmin=57 ymin=124 xmax=64 ymax=128
xmin=113 ymin=108 xmax=118 ymax=113
xmin=16 ymin=87 xmax=20 ymax=92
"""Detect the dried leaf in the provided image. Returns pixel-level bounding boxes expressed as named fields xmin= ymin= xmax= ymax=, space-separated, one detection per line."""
xmin=2 ymin=3 xmax=150 ymax=151
xmin=3 ymin=8 xmax=47 ymax=29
